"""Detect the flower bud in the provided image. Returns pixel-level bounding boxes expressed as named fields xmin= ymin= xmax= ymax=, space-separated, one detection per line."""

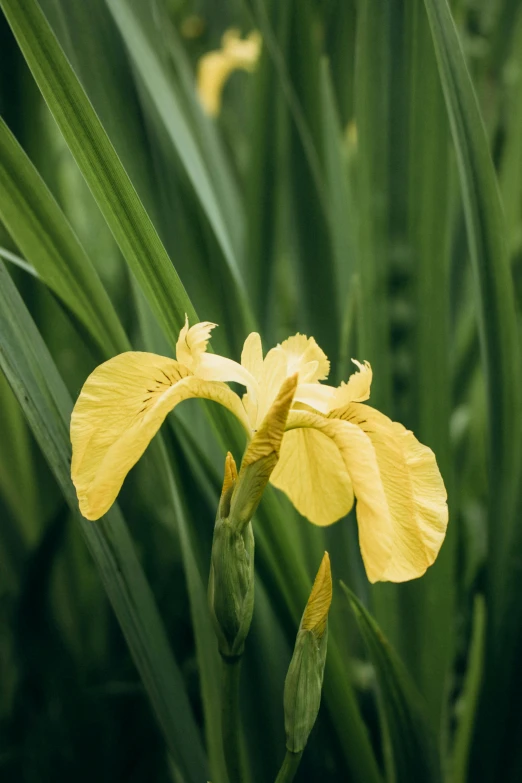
xmin=284 ymin=553 xmax=332 ymax=753
xmin=208 ymin=453 xmax=255 ymax=658
xmin=229 ymin=374 xmax=297 ymax=531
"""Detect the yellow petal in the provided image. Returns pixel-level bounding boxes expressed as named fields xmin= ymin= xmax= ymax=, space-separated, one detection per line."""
xmin=284 ymin=410 xmax=393 ymax=581
xmin=330 ymin=359 xmax=372 ymax=410
xmin=279 ymin=334 xmax=330 ymax=382
xmin=294 ymin=382 xmax=336 ymax=413
xmin=176 ymin=316 xmax=216 ymax=369
xmin=196 ymin=352 xmax=258 ymax=389
xmin=240 ymin=333 xmax=264 ymax=428
xmin=270 ymin=424 xmax=354 ymax=527
xmin=197 ymin=29 xmax=261 ymax=117
xmin=301 ymin=552 xmax=332 ymax=639
xmin=241 ymin=332 xmax=264 ymax=379
xmin=335 ymin=403 xmax=448 ymax=582
xmin=254 ymin=346 xmax=288 ymax=428
xmin=222 ymin=29 xmax=261 ymax=65
xmin=242 ymin=374 xmax=297 ymax=467
xmin=175 ymin=317 xmax=256 ymax=389
xmin=197 ymin=52 xmax=232 ymax=116
xmin=71 ymin=352 xmax=249 ymax=520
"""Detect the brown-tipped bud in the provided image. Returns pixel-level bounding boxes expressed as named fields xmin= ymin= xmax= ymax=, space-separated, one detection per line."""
xmin=283 ymin=553 xmax=332 ymax=753
xmin=229 ymin=375 xmax=297 ymax=531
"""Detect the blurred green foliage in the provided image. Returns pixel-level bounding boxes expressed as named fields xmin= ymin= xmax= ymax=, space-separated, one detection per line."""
xmin=0 ymin=0 xmax=521 ymax=781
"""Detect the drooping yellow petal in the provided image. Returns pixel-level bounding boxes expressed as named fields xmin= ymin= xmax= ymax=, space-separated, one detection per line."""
xmin=284 ymin=410 xmax=393 ymax=582
xmin=330 ymin=359 xmax=373 ymax=410
xmin=197 ymin=29 xmax=261 ymax=117
xmin=71 ymin=352 xmax=250 ymax=520
xmin=270 ymin=425 xmax=354 ymax=527
xmin=301 ymin=552 xmax=332 ymax=639
xmin=279 ymin=334 xmax=330 ymax=382
xmin=334 ymin=403 xmax=448 ymax=581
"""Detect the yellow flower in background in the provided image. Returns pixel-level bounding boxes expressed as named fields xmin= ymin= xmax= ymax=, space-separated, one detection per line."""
xmin=70 ymin=319 xmax=448 ymax=583
xmin=197 ymin=29 xmax=261 ymax=116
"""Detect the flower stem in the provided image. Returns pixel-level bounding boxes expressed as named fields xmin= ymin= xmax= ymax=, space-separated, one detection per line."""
xmin=274 ymin=750 xmax=303 ymax=783
xmin=221 ymin=655 xmax=243 ymax=783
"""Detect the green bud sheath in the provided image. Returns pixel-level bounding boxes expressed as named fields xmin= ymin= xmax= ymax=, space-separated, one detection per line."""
xmin=283 ymin=553 xmax=332 ymax=753
xmin=208 ymin=516 xmax=255 ymax=658
xmin=208 ymin=378 xmax=297 ymax=659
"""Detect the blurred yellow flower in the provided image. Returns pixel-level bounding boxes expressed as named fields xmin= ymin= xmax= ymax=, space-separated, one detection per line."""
xmin=70 ymin=319 xmax=448 ymax=583
xmin=197 ymin=29 xmax=261 ymax=116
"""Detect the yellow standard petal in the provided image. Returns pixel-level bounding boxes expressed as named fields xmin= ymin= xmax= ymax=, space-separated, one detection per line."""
xmin=241 ymin=332 xmax=264 ymax=379
xmin=71 ymin=352 xmax=250 ymax=520
xmin=334 ymin=403 xmax=448 ymax=582
xmin=270 ymin=426 xmax=354 ymax=527
xmin=329 ymin=359 xmax=373 ymax=410
xmin=279 ymin=334 xmax=330 ymax=382
xmin=176 ymin=316 xmax=257 ymax=390
xmin=176 ymin=316 xmax=216 ymax=369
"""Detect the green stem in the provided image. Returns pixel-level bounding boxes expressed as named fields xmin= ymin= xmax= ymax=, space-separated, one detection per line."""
xmin=221 ymin=656 xmax=243 ymax=783
xmin=275 ymin=750 xmax=303 ymax=783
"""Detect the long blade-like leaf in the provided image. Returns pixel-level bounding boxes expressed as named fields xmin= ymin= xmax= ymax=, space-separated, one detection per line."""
xmin=0 ymin=261 xmax=208 ymax=782
xmin=422 ymin=0 xmax=522 ymax=778
xmin=104 ymin=0 xmax=248 ymax=293
xmin=0 ymin=116 xmax=128 ymax=356
xmin=422 ymin=0 xmax=521 ymax=575
xmin=341 ymin=583 xmax=441 ymax=783
xmin=0 ymin=0 xmax=198 ymax=348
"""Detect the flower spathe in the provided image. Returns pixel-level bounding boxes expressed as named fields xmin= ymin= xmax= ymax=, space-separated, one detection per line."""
xmin=70 ymin=318 xmax=448 ymax=583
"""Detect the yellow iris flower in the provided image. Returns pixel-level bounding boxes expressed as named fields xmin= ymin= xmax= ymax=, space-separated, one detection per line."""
xmin=197 ymin=29 xmax=262 ymax=117
xmin=70 ymin=319 xmax=448 ymax=583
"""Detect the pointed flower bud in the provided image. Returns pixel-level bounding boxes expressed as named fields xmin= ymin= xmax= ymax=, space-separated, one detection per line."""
xmin=208 ymin=454 xmax=255 ymax=658
xmin=229 ymin=374 xmax=297 ymax=531
xmin=219 ymin=451 xmax=238 ymax=517
xmin=283 ymin=553 xmax=332 ymax=753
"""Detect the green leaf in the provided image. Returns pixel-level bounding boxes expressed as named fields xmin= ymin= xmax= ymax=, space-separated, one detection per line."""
xmin=422 ymin=0 xmax=521 ymax=573
xmin=104 ymin=0 xmax=254 ymax=336
xmin=285 ymin=0 xmax=339 ymax=359
xmin=0 ymin=116 xmax=128 ymax=356
xmin=395 ymin=1 xmax=455 ymax=731
xmin=341 ymin=583 xmax=441 ymax=783
xmin=0 ymin=0 xmax=198 ymax=349
xmin=451 ymin=595 xmax=486 ymax=783
xmin=422 ymin=0 xmax=522 ymax=777
xmin=354 ymin=0 xmax=394 ymax=412
xmin=0 ymin=260 xmax=208 ymax=782
xmin=318 ymin=58 xmax=358 ymax=372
